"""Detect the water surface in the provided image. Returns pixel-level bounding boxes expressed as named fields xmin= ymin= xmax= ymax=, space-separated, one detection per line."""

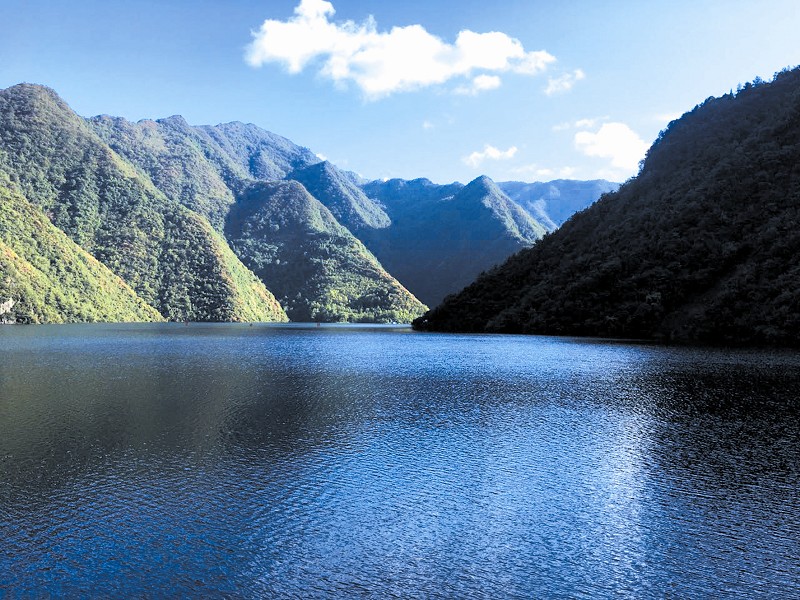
xmin=1 ymin=324 xmax=799 ymax=597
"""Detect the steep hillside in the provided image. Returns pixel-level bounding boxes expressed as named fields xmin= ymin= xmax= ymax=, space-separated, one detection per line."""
xmin=359 ymin=175 xmax=547 ymax=307
xmin=288 ymin=161 xmax=390 ymax=231
xmin=498 ymin=179 xmax=619 ymax=230
xmin=415 ymin=67 xmax=800 ymax=346
xmin=0 ymin=83 xmax=287 ymax=322
xmin=0 ymin=176 xmax=162 ymax=323
xmin=89 ymin=114 xmax=245 ymax=231
xmin=225 ymin=181 xmax=426 ymax=323
xmin=198 ymin=122 xmax=319 ymax=180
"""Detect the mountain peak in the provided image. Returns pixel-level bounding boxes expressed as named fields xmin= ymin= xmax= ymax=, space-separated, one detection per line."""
xmin=464 ymin=175 xmax=499 ymax=194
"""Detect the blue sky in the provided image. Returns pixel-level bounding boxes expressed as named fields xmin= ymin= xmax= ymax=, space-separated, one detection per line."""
xmin=2 ymin=0 xmax=799 ymax=184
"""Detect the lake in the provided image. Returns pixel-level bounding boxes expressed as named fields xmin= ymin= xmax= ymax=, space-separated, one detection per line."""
xmin=1 ymin=323 xmax=799 ymax=597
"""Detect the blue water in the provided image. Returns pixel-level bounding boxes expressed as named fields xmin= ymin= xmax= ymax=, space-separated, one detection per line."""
xmin=1 ymin=323 xmax=799 ymax=598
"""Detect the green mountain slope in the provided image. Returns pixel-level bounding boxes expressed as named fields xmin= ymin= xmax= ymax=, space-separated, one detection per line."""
xmin=0 ymin=176 xmax=162 ymax=323
xmin=198 ymin=122 xmax=319 ymax=180
xmin=89 ymin=114 xmax=244 ymax=231
xmin=359 ymin=175 xmax=547 ymax=307
xmin=0 ymin=83 xmax=286 ymax=323
xmin=225 ymin=180 xmax=426 ymax=322
xmin=288 ymin=161 xmax=390 ymax=232
xmin=415 ymin=67 xmax=800 ymax=346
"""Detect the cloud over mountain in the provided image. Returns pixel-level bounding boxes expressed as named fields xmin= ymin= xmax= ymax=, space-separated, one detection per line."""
xmin=246 ymin=0 xmax=556 ymax=99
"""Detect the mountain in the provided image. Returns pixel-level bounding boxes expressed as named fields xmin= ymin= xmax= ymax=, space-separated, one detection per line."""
xmin=0 ymin=83 xmax=287 ymax=323
xmin=498 ymin=179 xmax=620 ymax=230
xmin=89 ymin=114 xmax=243 ymax=231
xmin=86 ymin=109 xmax=421 ymax=322
xmin=414 ymin=67 xmax=800 ymax=347
xmin=0 ymin=174 xmax=162 ymax=323
xmin=225 ymin=181 xmax=426 ymax=322
xmin=198 ymin=121 xmax=319 ymax=181
xmin=359 ymin=175 xmax=548 ymax=307
xmin=287 ymin=161 xmax=390 ymax=232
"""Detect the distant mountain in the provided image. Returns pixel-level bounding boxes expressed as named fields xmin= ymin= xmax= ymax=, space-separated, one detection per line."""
xmin=0 ymin=175 xmax=162 ymax=323
xmin=0 ymin=83 xmax=287 ymax=323
xmin=415 ymin=67 xmax=800 ymax=347
xmin=359 ymin=175 xmax=547 ymax=307
xmin=225 ymin=181 xmax=426 ymax=322
xmin=287 ymin=161 xmax=390 ymax=232
xmin=498 ymin=179 xmax=619 ymax=230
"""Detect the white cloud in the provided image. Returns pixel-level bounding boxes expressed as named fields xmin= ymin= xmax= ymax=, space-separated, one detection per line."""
xmin=574 ymin=118 xmax=597 ymax=128
xmin=246 ymin=0 xmax=556 ymax=99
xmin=545 ymin=69 xmax=585 ymax=96
xmin=454 ymin=74 xmax=502 ymax=95
xmin=315 ymin=152 xmax=328 ymax=161
xmin=422 ymin=120 xmax=434 ymax=130
xmin=463 ymin=144 xmax=518 ymax=168
xmin=574 ymin=122 xmax=648 ymax=174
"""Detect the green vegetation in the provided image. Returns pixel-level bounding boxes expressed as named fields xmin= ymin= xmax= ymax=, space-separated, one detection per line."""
xmin=0 ymin=175 xmax=162 ymax=323
xmin=288 ymin=161 xmax=390 ymax=231
xmin=89 ymin=114 xmax=242 ymax=231
xmin=198 ymin=121 xmax=319 ymax=181
xmin=0 ymin=83 xmax=287 ymax=323
xmin=415 ymin=67 xmax=800 ymax=347
xmin=360 ymin=175 xmax=547 ymax=306
xmin=226 ymin=181 xmax=426 ymax=322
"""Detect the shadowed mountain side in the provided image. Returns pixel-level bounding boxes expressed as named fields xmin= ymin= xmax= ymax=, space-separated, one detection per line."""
xmin=288 ymin=161 xmax=390 ymax=231
xmin=225 ymin=181 xmax=426 ymax=323
xmin=415 ymin=67 xmax=800 ymax=347
xmin=0 ymin=177 xmax=162 ymax=323
xmin=359 ymin=175 xmax=547 ymax=307
xmin=498 ymin=179 xmax=620 ymax=230
xmin=0 ymin=83 xmax=287 ymax=322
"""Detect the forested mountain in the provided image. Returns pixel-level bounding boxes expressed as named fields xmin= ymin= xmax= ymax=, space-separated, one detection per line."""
xmin=498 ymin=179 xmax=619 ymax=230
xmin=87 ymin=110 xmax=420 ymax=322
xmin=198 ymin=122 xmax=319 ymax=181
xmin=0 ymin=84 xmax=286 ymax=322
xmin=288 ymin=161 xmax=390 ymax=232
xmin=0 ymin=82 xmax=613 ymax=325
xmin=0 ymin=175 xmax=162 ymax=323
xmin=225 ymin=181 xmax=425 ymax=322
xmin=358 ymin=175 xmax=548 ymax=306
xmin=415 ymin=67 xmax=800 ymax=346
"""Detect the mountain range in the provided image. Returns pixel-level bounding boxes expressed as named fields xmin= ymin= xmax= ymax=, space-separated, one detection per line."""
xmin=0 ymin=82 xmax=614 ymax=324
xmin=415 ymin=66 xmax=800 ymax=347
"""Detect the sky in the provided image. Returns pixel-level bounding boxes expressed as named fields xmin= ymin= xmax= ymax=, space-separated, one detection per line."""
xmin=2 ymin=0 xmax=799 ymax=184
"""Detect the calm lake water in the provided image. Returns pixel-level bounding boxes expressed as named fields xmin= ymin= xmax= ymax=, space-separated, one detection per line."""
xmin=1 ymin=323 xmax=799 ymax=598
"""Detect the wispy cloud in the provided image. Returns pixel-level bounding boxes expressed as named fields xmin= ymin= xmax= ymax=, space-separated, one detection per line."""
xmin=454 ymin=74 xmax=502 ymax=95
xmin=545 ymin=69 xmax=585 ymax=96
xmin=246 ymin=0 xmax=556 ymax=99
xmin=422 ymin=120 xmax=435 ymax=130
xmin=463 ymin=144 xmax=518 ymax=168
xmin=574 ymin=122 xmax=648 ymax=175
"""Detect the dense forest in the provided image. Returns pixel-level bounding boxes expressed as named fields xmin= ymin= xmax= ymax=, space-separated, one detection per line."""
xmin=415 ymin=67 xmax=800 ymax=346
